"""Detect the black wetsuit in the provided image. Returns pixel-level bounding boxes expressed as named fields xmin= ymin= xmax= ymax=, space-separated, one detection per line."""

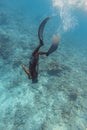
xmin=29 ymin=53 xmax=39 ymax=83
xmin=22 ymin=17 xmax=59 ymax=83
xmin=28 ymin=17 xmax=50 ymax=83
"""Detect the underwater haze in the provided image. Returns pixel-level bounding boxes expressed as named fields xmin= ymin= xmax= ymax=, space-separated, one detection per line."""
xmin=0 ymin=0 xmax=87 ymax=130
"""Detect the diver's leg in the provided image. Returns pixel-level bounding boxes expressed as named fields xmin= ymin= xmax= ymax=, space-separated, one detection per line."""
xmin=46 ymin=35 xmax=60 ymax=56
xmin=32 ymin=44 xmax=43 ymax=55
xmin=38 ymin=17 xmax=50 ymax=43
xmin=38 ymin=51 xmax=47 ymax=55
xmin=32 ymin=17 xmax=50 ymax=56
xmin=22 ymin=64 xmax=32 ymax=79
xmin=40 ymin=39 xmax=44 ymax=45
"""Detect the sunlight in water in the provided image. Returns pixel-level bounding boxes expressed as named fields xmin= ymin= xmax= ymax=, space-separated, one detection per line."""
xmin=52 ymin=0 xmax=87 ymax=32
xmin=52 ymin=0 xmax=87 ymax=10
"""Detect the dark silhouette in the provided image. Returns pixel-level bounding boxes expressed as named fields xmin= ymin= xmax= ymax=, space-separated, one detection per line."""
xmin=22 ymin=17 xmax=60 ymax=83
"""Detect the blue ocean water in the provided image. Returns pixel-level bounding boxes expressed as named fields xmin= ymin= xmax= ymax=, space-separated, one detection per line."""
xmin=0 ymin=0 xmax=87 ymax=130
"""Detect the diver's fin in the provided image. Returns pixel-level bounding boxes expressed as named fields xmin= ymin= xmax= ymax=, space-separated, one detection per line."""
xmin=38 ymin=17 xmax=50 ymax=45
xmin=46 ymin=35 xmax=60 ymax=56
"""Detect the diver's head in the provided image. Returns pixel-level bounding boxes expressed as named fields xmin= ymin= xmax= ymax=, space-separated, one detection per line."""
xmin=32 ymin=78 xmax=38 ymax=83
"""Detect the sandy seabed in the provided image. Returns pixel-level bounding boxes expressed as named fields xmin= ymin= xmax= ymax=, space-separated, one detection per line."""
xmin=0 ymin=9 xmax=87 ymax=130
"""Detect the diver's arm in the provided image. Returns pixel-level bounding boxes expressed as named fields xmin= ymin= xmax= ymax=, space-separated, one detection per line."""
xmin=22 ymin=64 xmax=32 ymax=78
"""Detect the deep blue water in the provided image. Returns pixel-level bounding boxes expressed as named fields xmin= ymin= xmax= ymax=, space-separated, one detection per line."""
xmin=0 ymin=0 xmax=87 ymax=130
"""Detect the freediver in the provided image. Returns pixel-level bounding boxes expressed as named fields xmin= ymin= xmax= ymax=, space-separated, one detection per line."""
xmin=22 ymin=17 xmax=60 ymax=83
